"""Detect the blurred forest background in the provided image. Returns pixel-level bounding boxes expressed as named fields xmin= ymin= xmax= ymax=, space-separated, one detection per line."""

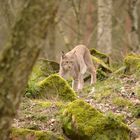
xmin=0 ymin=0 xmax=140 ymax=63
xmin=0 ymin=0 xmax=140 ymax=140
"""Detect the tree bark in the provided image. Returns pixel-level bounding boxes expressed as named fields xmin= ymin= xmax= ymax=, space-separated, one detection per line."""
xmin=97 ymin=0 xmax=112 ymax=54
xmin=84 ymin=0 xmax=94 ymax=46
xmin=128 ymin=0 xmax=140 ymax=53
xmin=47 ymin=22 xmax=57 ymax=60
xmin=0 ymin=0 xmax=60 ymax=139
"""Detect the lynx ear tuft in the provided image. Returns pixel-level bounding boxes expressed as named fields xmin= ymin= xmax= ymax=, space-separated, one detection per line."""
xmin=62 ymin=51 xmax=65 ymax=55
xmin=62 ymin=51 xmax=65 ymax=58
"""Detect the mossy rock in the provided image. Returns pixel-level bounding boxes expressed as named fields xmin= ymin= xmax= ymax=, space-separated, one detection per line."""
xmin=84 ymin=56 xmax=112 ymax=81
xmin=36 ymin=74 xmax=77 ymax=101
xmin=38 ymin=58 xmax=59 ymax=77
xmin=26 ymin=59 xmax=59 ymax=96
xmin=10 ymin=128 xmax=65 ymax=140
xmin=62 ymin=99 xmax=130 ymax=140
xmin=92 ymin=56 xmax=112 ymax=73
xmin=29 ymin=59 xmax=59 ymax=82
xmin=90 ymin=48 xmax=112 ymax=78
xmin=90 ymin=48 xmax=110 ymax=65
xmin=124 ymin=54 xmax=140 ymax=74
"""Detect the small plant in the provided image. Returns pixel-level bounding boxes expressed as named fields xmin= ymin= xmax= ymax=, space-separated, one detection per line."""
xmin=130 ymin=105 xmax=140 ymax=118
xmin=112 ymin=97 xmax=132 ymax=108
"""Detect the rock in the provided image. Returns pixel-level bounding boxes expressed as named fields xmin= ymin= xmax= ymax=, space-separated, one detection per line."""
xmin=84 ymin=48 xmax=112 ymax=81
xmin=62 ymin=99 xmax=131 ymax=140
xmin=124 ymin=54 xmax=140 ymax=74
xmin=84 ymin=56 xmax=112 ymax=81
xmin=36 ymin=74 xmax=77 ymax=101
xmin=26 ymin=59 xmax=59 ymax=97
xmin=30 ymin=59 xmax=59 ymax=82
xmin=92 ymin=56 xmax=112 ymax=80
xmin=90 ymin=48 xmax=110 ymax=65
xmin=10 ymin=128 xmax=65 ymax=140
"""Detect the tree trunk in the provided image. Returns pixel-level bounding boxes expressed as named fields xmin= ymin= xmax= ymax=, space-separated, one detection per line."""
xmin=97 ymin=0 xmax=112 ymax=54
xmin=0 ymin=0 xmax=60 ymax=139
xmin=128 ymin=0 xmax=140 ymax=53
xmin=84 ymin=0 xmax=94 ymax=46
xmin=47 ymin=23 xmax=56 ymax=60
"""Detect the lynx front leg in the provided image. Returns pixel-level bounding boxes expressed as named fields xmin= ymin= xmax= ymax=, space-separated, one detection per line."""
xmin=88 ymin=66 xmax=96 ymax=84
xmin=72 ymin=78 xmax=78 ymax=91
xmin=77 ymin=74 xmax=84 ymax=91
xmin=59 ymin=67 xmax=64 ymax=78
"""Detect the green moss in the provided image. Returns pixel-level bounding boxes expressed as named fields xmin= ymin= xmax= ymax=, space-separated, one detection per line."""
xmin=93 ymin=77 xmax=123 ymax=102
xmin=62 ymin=99 xmax=130 ymax=140
xmin=90 ymin=48 xmax=110 ymax=64
xmin=36 ymin=74 xmax=77 ymax=101
xmin=94 ymin=89 xmax=112 ymax=102
xmin=113 ymin=66 xmax=126 ymax=75
xmin=13 ymin=98 xmax=66 ymax=134
xmin=92 ymin=56 xmax=112 ymax=81
xmin=135 ymin=86 xmax=140 ymax=99
xmin=130 ymin=104 xmax=140 ymax=118
xmin=112 ymin=97 xmax=132 ymax=108
xmin=134 ymin=119 xmax=140 ymax=127
xmin=96 ymin=68 xmax=108 ymax=80
xmin=55 ymin=101 xmax=66 ymax=108
xmin=34 ymin=100 xmax=52 ymax=108
xmin=27 ymin=124 xmax=40 ymax=130
xmin=11 ymin=128 xmax=65 ymax=140
xmin=92 ymin=56 xmax=112 ymax=73
xmin=37 ymin=59 xmax=59 ymax=77
xmin=124 ymin=54 xmax=140 ymax=74
xmin=84 ymin=56 xmax=112 ymax=82
xmin=25 ymin=59 xmax=59 ymax=97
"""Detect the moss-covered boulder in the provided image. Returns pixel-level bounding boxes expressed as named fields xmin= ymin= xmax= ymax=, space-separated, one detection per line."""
xmin=84 ymin=56 xmax=112 ymax=81
xmin=90 ymin=48 xmax=112 ymax=80
xmin=90 ymin=48 xmax=110 ymax=65
xmin=29 ymin=59 xmax=59 ymax=82
xmin=62 ymin=99 xmax=130 ymax=140
xmin=124 ymin=54 xmax=140 ymax=74
xmin=38 ymin=59 xmax=59 ymax=76
xmin=92 ymin=56 xmax=112 ymax=73
xmin=35 ymin=74 xmax=77 ymax=101
xmin=26 ymin=59 xmax=59 ymax=96
xmin=10 ymin=128 xmax=65 ymax=140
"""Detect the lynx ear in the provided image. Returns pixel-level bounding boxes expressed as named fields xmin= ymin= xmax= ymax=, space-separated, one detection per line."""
xmin=61 ymin=51 xmax=65 ymax=58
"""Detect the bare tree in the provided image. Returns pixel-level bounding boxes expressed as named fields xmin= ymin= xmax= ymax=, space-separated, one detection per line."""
xmin=97 ymin=0 xmax=112 ymax=55
xmin=83 ymin=0 xmax=96 ymax=47
xmin=0 ymin=0 xmax=60 ymax=139
xmin=71 ymin=0 xmax=82 ymax=43
xmin=128 ymin=0 xmax=140 ymax=53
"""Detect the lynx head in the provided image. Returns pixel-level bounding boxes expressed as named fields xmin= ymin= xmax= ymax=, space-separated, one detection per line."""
xmin=60 ymin=51 xmax=75 ymax=72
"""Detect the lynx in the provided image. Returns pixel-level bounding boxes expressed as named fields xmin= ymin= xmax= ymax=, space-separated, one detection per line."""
xmin=59 ymin=44 xmax=96 ymax=91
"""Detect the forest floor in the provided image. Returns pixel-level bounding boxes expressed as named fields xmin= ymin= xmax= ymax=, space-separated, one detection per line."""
xmin=12 ymin=72 xmax=140 ymax=139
